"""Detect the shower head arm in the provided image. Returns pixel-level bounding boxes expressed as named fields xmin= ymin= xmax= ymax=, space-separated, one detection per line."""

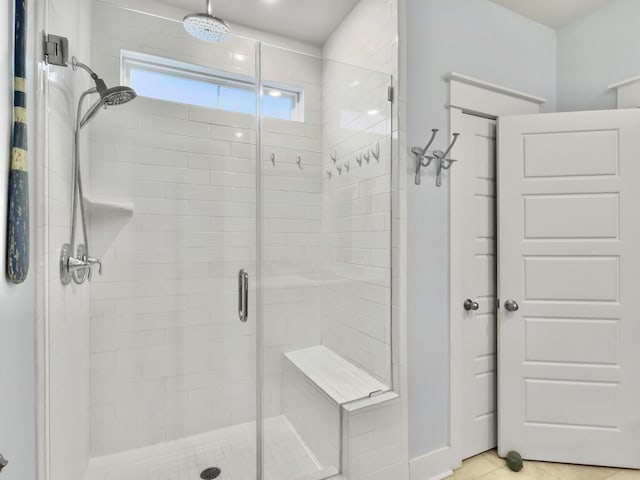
xmin=72 ymin=57 xmax=108 ymax=94
xmin=206 ymin=0 xmax=213 ymax=15
xmin=72 ymin=57 xmax=97 ymax=78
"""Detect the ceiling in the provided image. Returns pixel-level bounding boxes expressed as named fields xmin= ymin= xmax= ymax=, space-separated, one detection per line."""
xmin=162 ymin=0 xmax=360 ymax=46
xmin=488 ymin=0 xmax=612 ymax=28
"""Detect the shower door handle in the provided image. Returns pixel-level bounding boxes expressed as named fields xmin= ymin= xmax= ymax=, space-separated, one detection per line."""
xmin=238 ymin=269 xmax=249 ymax=322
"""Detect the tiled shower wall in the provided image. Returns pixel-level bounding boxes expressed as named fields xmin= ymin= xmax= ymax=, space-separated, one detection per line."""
xmin=320 ymin=0 xmax=397 ymax=386
xmin=87 ymin=2 xmax=323 ymax=454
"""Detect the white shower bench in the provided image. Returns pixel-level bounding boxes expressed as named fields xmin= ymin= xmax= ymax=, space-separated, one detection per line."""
xmin=281 ymin=345 xmax=398 ymax=475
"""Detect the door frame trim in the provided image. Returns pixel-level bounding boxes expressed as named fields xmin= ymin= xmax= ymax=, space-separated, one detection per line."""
xmin=448 ymin=73 xmax=545 ymax=468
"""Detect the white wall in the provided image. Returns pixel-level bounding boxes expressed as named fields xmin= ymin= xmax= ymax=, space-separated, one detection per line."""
xmin=0 ymin=2 xmax=37 ymax=480
xmin=320 ymin=61 xmax=393 ymax=384
xmin=557 ymin=0 xmax=640 ymax=112
xmin=321 ymin=0 xmax=396 ymax=387
xmin=406 ymin=0 xmax=556 ymax=459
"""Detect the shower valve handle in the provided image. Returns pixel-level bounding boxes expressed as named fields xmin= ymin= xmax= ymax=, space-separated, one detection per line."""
xmin=67 ymin=255 xmax=90 ymax=272
xmin=86 ymin=256 xmax=102 ymax=279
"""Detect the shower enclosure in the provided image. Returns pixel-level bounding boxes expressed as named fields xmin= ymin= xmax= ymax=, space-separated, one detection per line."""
xmin=39 ymin=1 xmax=395 ymax=479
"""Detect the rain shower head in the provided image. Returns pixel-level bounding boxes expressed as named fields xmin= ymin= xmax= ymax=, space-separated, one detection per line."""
xmin=183 ymin=0 xmax=230 ymax=43
xmin=72 ymin=57 xmax=137 ymax=128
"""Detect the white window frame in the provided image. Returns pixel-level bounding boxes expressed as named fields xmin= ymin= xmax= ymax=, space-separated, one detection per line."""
xmin=120 ymin=49 xmax=304 ymax=122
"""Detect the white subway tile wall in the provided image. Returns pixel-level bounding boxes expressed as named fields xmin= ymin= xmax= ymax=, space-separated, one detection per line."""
xmin=320 ymin=59 xmax=393 ymax=385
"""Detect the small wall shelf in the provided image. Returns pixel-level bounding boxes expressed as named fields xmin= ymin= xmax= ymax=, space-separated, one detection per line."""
xmin=83 ymin=197 xmax=134 ymax=218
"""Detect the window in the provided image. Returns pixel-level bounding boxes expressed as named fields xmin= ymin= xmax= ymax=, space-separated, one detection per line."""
xmin=121 ymin=50 xmax=303 ymax=121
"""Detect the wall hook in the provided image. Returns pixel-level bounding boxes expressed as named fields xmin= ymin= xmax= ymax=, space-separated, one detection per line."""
xmin=330 ymin=151 xmax=337 ymax=165
xmin=336 ymin=165 xmax=342 ymax=175
xmin=271 ymin=153 xmax=276 ymax=166
xmin=356 ymin=153 xmax=363 ymax=167
xmin=344 ymin=160 xmax=350 ymax=172
xmin=372 ymin=141 xmax=380 ymax=161
xmin=411 ymin=130 xmax=460 ymax=186
xmin=327 ymin=169 xmax=332 ymax=179
xmin=363 ymin=150 xmax=370 ymax=164
xmin=296 ymin=154 xmax=303 ymax=170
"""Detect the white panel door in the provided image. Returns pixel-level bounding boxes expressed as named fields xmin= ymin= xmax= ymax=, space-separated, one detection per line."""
xmin=451 ymin=112 xmax=498 ymax=460
xmin=498 ymin=109 xmax=640 ymax=468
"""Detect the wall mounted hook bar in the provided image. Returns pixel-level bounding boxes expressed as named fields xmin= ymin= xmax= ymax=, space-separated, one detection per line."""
xmin=344 ymin=160 xmax=350 ymax=172
xmin=363 ymin=150 xmax=370 ymax=164
xmin=356 ymin=154 xmax=363 ymax=167
xmin=336 ymin=165 xmax=342 ymax=175
xmin=412 ymin=130 xmax=460 ymax=186
xmin=330 ymin=151 xmax=337 ymax=165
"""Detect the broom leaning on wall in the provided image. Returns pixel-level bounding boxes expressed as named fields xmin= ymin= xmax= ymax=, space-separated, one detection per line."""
xmin=7 ymin=0 xmax=29 ymax=284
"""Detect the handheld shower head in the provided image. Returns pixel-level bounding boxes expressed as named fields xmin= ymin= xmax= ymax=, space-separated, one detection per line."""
xmin=183 ymin=0 xmax=230 ymax=43
xmin=72 ymin=57 xmax=137 ymax=128
xmin=102 ymin=86 xmax=137 ymax=106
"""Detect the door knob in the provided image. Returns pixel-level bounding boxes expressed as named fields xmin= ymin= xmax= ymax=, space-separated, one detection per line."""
xmin=504 ymin=300 xmax=519 ymax=312
xmin=464 ymin=299 xmax=480 ymax=311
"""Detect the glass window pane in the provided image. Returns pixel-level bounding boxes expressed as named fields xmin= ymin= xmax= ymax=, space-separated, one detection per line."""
xmin=130 ymin=68 xmax=217 ymax=108
xmin=263 ymin=95 xmax=294 ymax=121
xmin=219 ymin=85 xmax=256 ymax=115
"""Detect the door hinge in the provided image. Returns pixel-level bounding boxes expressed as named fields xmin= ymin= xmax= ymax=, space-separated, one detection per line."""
xmin=388 ymin=86 xmax=395 ymax=103
xmin=43 ymin=34 xmax=69 ymax=67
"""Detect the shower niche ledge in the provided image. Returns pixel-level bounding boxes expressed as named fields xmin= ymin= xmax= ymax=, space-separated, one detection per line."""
xmin=84 ymin=197 xmax=135 ymax=258
xmin=83 ymin=197 xmax=134 ymax=217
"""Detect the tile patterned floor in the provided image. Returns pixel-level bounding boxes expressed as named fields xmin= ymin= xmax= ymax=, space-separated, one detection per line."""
xmin=448 ymin=450 xmax=640 ymax=480
xmin=84 ymin=416 xmax=337 ymax=480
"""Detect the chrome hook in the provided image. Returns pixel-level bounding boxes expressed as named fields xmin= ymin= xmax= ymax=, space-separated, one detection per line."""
xmin=363 ymin=150 xmax=370 ymax=164
xmin=296 ymin=154 xmax=303 ymax=170
xmin=330 ymin=151 xmax=337 ymax=165
xmin=412 ymin=130 xmax=460 ymax=186
xmin=270 ymin=153 xmax=276 ymax=166
xmin=356 ymin=153 xmax=363 ymax=167
xmin=344 ymin=160 xmax=350 ymax=172
xmin=327 ymin=169 xmax=332 ymax=179
xmin=372 ymin=141 xmax=380 ymax=161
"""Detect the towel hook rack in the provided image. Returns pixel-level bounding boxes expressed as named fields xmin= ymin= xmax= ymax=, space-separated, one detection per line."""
xmin=411 ymin=129 xmax=460 ymax=186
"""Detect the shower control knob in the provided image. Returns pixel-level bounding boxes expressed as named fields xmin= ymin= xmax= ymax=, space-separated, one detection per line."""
xmin=86 ymin=256 xmax=103 ymax=279
xmin=504 ymin=300 xmax=520 ymax=312
xmin=463 ymin=299 xmax=480 ymax=311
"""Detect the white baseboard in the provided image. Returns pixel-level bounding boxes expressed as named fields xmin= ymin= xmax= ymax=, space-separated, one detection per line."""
xmin=409 ymin=446 xmax=453 ymax=480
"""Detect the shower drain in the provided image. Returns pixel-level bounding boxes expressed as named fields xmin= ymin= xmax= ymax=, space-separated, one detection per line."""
xmin=200 ymin=467 xmax=221 ymax=480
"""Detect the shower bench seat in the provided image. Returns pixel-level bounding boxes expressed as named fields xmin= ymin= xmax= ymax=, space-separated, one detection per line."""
xmin=281 ymin=345 xmax=398 ymax=475
xmin=284 ymin=345 xmax=392 ymax=407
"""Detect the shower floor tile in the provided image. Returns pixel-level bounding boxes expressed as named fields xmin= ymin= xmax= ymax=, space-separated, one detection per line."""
xmin=84 ymin=415 xmax=338 ymax=480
